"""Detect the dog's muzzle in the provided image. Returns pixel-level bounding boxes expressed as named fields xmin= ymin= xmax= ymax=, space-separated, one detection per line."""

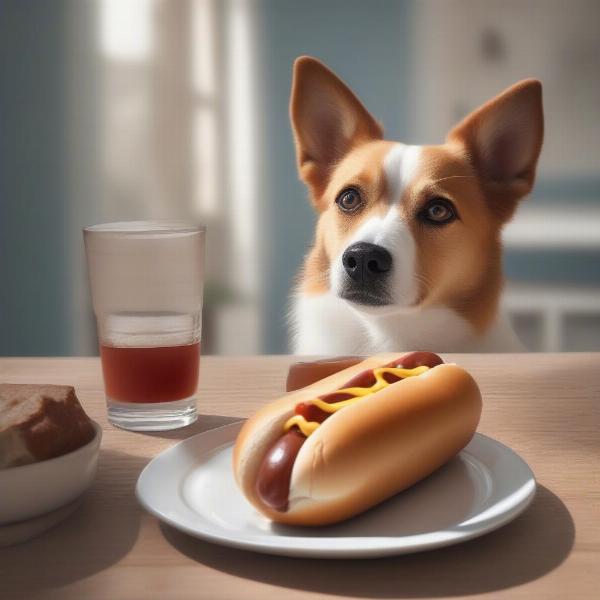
xmin=340 ymin=242 xmax=393 ymax=306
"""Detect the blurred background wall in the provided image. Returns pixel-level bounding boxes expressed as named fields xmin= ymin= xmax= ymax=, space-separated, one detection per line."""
xmin=1 ymin=0 xmax=599 ymax=356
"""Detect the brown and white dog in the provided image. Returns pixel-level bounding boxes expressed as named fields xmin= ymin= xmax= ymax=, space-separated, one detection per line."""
xmin=289 ymin=56 xmax=544 ymax=354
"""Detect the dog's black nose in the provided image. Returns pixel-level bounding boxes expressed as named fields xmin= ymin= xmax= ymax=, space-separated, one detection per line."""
xmin=342 ymin=242 xmax=392 ymax=283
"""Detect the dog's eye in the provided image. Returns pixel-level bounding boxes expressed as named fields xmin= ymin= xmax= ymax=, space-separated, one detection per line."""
xmin=336 ymin=188 xmax=363 ymax=213
xmin=419 ymin=198 xmax=457 ymax=225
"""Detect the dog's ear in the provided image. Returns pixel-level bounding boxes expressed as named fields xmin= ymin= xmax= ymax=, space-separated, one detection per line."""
xmin=290 ymin=56 xmax=383 ymax=206
xmin=447 ymin=79 xmax=543 ymax=220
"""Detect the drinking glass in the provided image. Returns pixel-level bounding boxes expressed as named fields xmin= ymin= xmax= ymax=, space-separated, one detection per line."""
xmin=84 ymin=221 xmax=205 ymax=431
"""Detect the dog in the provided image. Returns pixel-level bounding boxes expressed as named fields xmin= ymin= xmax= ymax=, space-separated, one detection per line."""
xmin=289 ymin=56 xmax=544 ymax=355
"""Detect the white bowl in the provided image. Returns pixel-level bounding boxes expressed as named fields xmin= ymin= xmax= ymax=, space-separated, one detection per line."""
xmin=0 ymin=421 xmax=102 ymax=524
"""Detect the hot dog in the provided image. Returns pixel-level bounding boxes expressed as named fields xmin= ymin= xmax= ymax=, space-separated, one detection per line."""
xmin=233 ymin=352 xmax=481 ymax=526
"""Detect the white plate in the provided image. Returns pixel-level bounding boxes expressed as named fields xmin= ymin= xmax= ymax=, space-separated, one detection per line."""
xmin=136 ymin=422 xmax=535 ymax=558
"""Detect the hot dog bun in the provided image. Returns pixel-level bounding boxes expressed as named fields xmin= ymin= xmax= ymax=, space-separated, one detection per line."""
xmin=234 ymin=353 xmax=482 ymax=526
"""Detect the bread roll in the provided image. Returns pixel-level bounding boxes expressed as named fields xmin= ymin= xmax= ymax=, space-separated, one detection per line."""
xmin=0 ymin=384 xmax=95 ymax=469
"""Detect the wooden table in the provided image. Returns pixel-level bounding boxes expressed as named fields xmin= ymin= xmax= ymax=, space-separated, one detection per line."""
xmin=0 ymin=354 xmax=598 ymax=599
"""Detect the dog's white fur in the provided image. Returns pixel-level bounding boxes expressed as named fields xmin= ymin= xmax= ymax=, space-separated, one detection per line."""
xmin=291 ymin=142 xmax=524 ymax=354
xmin=292 ymin=292 xmax=523 ymax=354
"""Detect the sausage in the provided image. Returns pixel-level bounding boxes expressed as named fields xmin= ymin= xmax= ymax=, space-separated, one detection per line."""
xmin=255 ymin=429 xmax=306 ymax=512
xmin=295 ymin=368 xmax=377 ymax=423
xmin=257 ymin=368 xmax=378 ymax=510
